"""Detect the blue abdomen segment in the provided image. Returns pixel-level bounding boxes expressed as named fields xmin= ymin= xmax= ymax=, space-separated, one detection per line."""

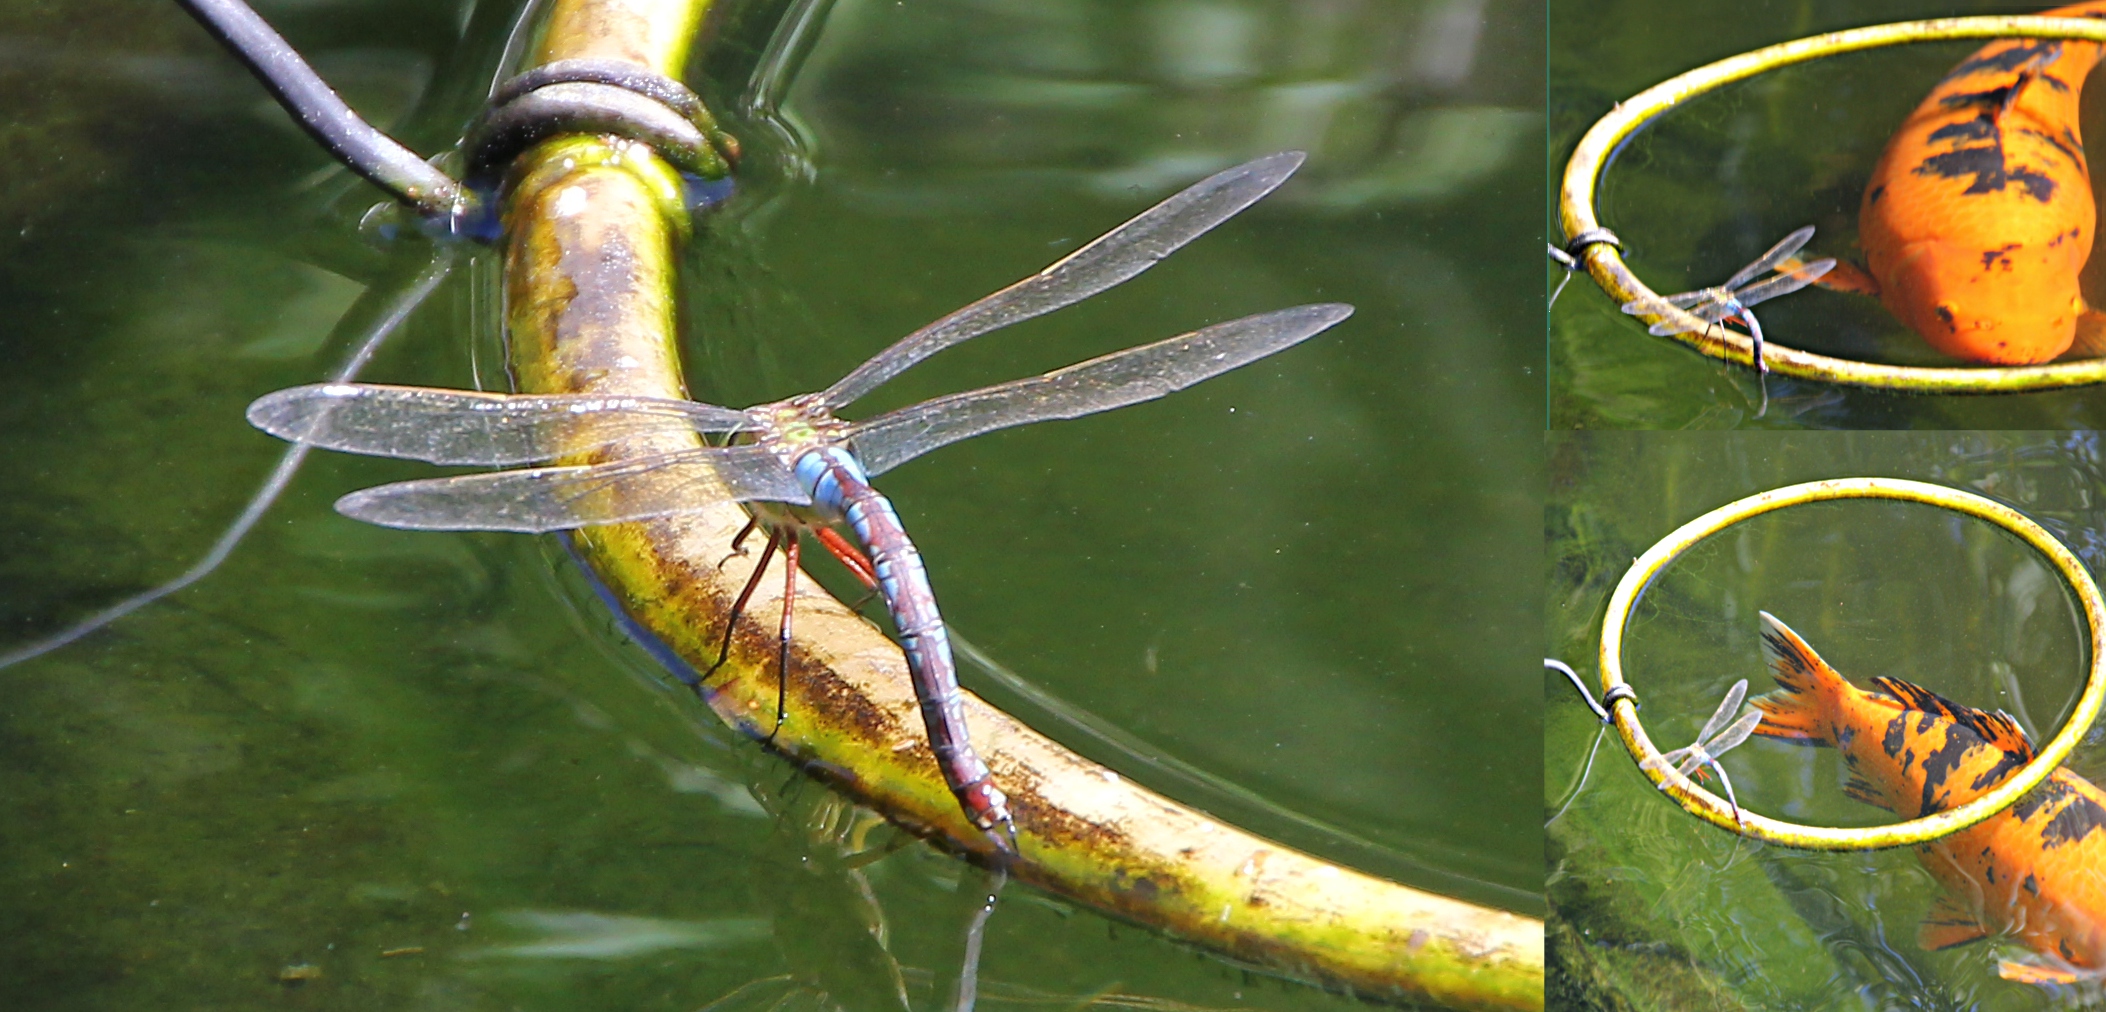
xmin=791 ymin=446 xmax=1014 ymax=843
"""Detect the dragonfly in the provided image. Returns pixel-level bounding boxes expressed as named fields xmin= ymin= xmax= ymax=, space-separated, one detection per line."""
xmin=1638 ymin=678 xmax=1765 ymax=825
xmin=246 ymin=151 xmax=1353 ymax=855
xmin=1619 ymin=225 xmax=1836 ymax=376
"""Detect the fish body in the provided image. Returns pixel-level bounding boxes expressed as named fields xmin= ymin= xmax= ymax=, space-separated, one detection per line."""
xmin=1751 ymin=612 xmax=2106 ymax=984
xmin=1854 ymin=2 xmax=2106 ymax=363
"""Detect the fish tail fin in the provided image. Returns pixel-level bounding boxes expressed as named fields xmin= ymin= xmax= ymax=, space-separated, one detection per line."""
xmin=2068 ymin=306 xmax=2106 ymax=359
xmin=1804 ymin=258 xmax=1880 ymax=296
xmin=1751 ymin=612 xmax=1845 ymax=744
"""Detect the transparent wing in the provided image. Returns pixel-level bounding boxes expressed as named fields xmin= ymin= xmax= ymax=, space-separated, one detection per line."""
xmin=1695 ymin=679 xmax=1751 ymax=746
xmin=247 ymin=383 xmax=756 ymax=465
xmin=1722 ymin=225 xmax=1817 ymax=291
xmin=1625 ymin=289 xmax=1737 ymax=337
xmin=815 ymin=151 xmax=1308 ymax=411
xmin=848 ymin=304 xmax=1352 ymax=476
xmin=1703 ymin=709 xmax=1764 ymax=760
xmin=1638 ymin=746 xmax=1693 ymax=775
xmin=333 ymin=444 xmax=808 ymax=533
xmin=1728 ymin=258 xmax=1836 ymax=309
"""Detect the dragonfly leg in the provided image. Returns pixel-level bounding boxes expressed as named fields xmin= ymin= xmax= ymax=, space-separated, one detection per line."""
xmin=814 ymin=525 xmax=879 ymax=591
xmin=703 ymin=525 xmax=781 ymax=685
xmin=765 ymin=532 xmax=800 ymax=745
xmin=713 ymin=516 xmax=761 ymax=571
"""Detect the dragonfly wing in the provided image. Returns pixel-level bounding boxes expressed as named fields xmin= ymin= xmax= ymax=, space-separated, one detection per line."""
xmin=1706 ymin=709 xmax=1765 ymax=759
xmin=849 ymin=304 xmax=1352 ymax=476
xmin=247 ymin=383 xmax=756 ymax=465
xmin=1722 ymin=225 xmax=1817 ymax=291
xmin=1695 ymin=679 xmax=1752 ymax=745
xmin=333 ymin=444 xmax=808 ymax=532
xmin=1729 ymin=258 xmax=1836 ymax=309
xmin=1639 ymin=746 xmax=1695 ymax=782
xmin=814 ymin=152 xmax=1307 ymax=410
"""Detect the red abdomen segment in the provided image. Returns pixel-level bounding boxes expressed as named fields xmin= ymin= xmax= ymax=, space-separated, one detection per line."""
xmin=1859 ymin=2 xmax=2106 ymax=363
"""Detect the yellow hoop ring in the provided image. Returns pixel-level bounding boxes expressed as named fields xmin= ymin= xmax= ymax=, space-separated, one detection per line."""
xmin=1598 ymin=477 xmax=2106 ymax=849
xmin=1559 ymin=17 xmax=2106 ymax=392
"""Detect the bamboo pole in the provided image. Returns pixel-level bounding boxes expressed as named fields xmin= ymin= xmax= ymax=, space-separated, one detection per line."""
xmin=497 ymin=2 xmax=1542 ymax=1008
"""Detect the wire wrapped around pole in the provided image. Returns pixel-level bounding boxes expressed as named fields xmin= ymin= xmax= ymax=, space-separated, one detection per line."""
xmin=175 ymin=0 xmax=470 ymax=221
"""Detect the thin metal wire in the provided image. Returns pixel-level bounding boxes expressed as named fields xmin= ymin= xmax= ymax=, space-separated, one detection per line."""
xmin=176 ymin=0 xmax=471 ymax=221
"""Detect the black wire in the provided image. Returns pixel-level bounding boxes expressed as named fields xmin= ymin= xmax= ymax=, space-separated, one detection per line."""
xmin=174 ymin=0 xmax=469 ymax=221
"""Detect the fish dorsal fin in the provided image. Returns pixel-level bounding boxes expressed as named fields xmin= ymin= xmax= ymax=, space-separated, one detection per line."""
xmin=1919 ymin=893 xmax=1991 ymax=951
xmin=1870 ymin=676 xmax=2035 ymax=761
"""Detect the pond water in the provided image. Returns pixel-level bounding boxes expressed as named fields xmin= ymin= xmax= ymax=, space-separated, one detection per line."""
xmin=1548 ymin=431 xmax=2106 ymax=1009
xmin=1551 ymin=0 xmax=2106 ymax=429
xmin=0 ymin=0 xmax=1543 ymax=1009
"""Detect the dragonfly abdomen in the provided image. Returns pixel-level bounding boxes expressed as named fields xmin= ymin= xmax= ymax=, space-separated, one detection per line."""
xmin=803 ymin=448 xmax=1015 ymax=842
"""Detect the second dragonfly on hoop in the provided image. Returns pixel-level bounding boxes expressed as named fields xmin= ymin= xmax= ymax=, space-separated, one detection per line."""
xmin=247 ymin=151 xmax=1352 ymax=856
xmin=1619 ymin=225 xmax=1836 ymax=375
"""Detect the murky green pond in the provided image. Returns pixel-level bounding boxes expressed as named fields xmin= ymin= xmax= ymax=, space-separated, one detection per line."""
xmin=0 ymin=1 xmax=1542 ymax=1008
xmin=1548 ymin=431 xmax=2106 ymax=1009
xmin=1551 ymin=0 xmax=2106 ymax=429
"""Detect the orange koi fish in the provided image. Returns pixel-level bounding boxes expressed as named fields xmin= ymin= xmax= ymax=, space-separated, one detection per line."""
xmin=1751 ymin=612 xmax=2106 ymax=984
xmin=1844 ymin=1 xmax=2106 ymax=363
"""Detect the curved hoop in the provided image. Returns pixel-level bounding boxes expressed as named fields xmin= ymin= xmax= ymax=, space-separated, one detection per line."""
xmin=1559 ymin=16 xmax=2106 ymax=392
xmin=1598 ymin=477 xmax=2106 ymax=849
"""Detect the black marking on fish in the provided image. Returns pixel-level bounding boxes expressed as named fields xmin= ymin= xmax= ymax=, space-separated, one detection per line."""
xmin=2014 ymin=778 xmax=2071 ymax=822
xmin=1885 ymin=715 xmax=1910 ymax=758
xmin=1969 ymin=745 xmax=2028 ymax=792
xmin=1931 ymin=118 xmax=1997 ymax=144
xmin=1843 ymin=776 xmax=1882 ymax=806
xmin=1982 ymin=244 xmax=2022 ymax=271
xmin=2041 ymin=788 xmax=2106 ymax=848
xmin=2026 ymin=872 xmax=2042 ymax=896
xmin=2041 ymin=73 xmax=2073 ymax=95
xmin=1940 ymin=85 xmax=2023 ymax=112
xmin=2066 ymin=126 xmax=2084 ymax=154
xmin=1935 ymin=305 xmax=1958 ymax=329
xmin=1917 ymin=148 xmax=2058 ymax=202
xmin=2021 ymin=127 xmax=2083 ymax=168
xmin=1917 ymin=713 xmax=1938 ymax=736
xmin=1986 ymin=863 xmax=1998 ymax=885
xmin=1918 ymin=730 xmax=1980 ymax=817
xmin=2064 ymin=940 xmax=2078 ymax=961
xmin=1910 ymin=106 xmax=2060 ymax=202
xmin=1838 ymin=725 xmax=1856 ymax=749
xmin=1946 ymin=42 xmax=2063 ymax=82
